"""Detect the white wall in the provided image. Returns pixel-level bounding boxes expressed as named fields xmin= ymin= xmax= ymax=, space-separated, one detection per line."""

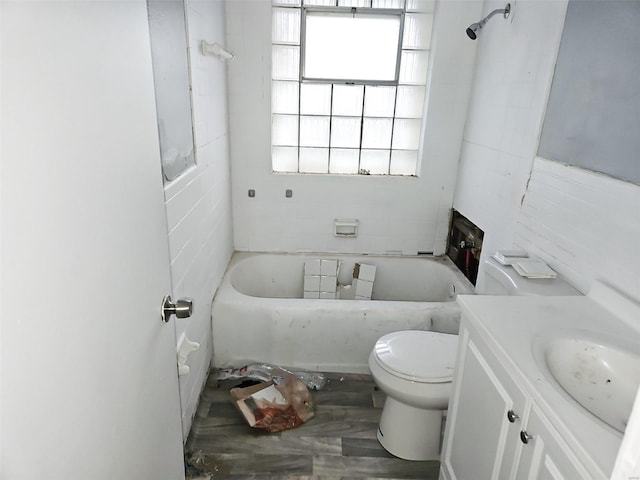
xmin=515 ymin=158 xmax=640 ymax=299
xmin=453 ymin=0 xmax=569 ymax=289
xmin=164 ymin=0 xmax=234 ymax=440
xmin=454 ymin=0 xmax=640 ymax=300
xmin=225 ymin=0 xmax=482 ymax=256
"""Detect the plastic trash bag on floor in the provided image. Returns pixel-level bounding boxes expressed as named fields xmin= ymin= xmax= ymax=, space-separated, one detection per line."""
xmin=218 ymin=362 xmax=326 ymax=390
xmin=229 ymin=371 xmax=315 ymax=432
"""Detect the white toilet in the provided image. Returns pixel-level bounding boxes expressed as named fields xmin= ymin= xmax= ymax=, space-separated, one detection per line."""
xmin=369 ymin=330 xmax=458 ymax=461
xmin=369 ymin=254 xmax=581 ymax=461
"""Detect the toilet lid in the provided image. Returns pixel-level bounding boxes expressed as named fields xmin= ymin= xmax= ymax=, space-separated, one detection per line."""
xmin=374 ymin=330 xmax=458 ymax=383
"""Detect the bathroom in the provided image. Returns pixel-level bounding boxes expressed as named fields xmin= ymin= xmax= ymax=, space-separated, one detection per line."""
xmin=1 ymin=0 xmax=639 ymax=478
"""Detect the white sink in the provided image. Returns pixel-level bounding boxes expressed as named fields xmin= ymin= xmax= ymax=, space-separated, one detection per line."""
xmin=542 ymin=336 xmax=640 ymax=432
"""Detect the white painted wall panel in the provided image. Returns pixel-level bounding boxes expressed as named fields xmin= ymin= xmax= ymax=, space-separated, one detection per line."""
xmin=226 ymin=0 xmax=483 ymax=255
xmin=538 ymin=1 xmax=640 ymax=185
xmin=515 ymin=158 xmax=640 ymax=299
xmin=164 ymin=0 xmax=234 ymax=440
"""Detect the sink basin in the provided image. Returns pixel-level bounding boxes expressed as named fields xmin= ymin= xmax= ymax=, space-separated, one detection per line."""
xmin=542 ymin=337 xmax=640 ymax=432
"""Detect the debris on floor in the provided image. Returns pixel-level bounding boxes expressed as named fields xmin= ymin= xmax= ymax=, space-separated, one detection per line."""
xmin=187 ymin=372 xmax=438 ymax=478
xmin=229 ymin=371 xmax=315 ymax=432
xmin=217 ymin=362 xmax=327 ymax=390
xmin=185 ymin=449 xmax=232 ymax=480
xmin=184 ymin=450 xmax=211 ymax=480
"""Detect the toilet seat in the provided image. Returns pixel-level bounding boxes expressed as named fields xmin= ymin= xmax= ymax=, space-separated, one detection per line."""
xmin=373 ymin=330 xmax=458 ymax=383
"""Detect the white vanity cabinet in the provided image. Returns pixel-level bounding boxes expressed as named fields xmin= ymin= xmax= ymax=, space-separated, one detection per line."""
xmin=440 ymin=319 xmax=592 ymax=480
xmin=515 ymin=405 xmax=590 ymax=479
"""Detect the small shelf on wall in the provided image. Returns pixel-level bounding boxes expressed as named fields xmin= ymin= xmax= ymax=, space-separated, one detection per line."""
xmin=447 ymin=210 xmax=483 ymax=286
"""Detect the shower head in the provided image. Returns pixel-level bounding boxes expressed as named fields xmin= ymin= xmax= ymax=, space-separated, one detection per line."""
xmin=466 ymin=3 xmax=511 ymax=40
xmin=466 ymin=23 xmax=481 ymax=40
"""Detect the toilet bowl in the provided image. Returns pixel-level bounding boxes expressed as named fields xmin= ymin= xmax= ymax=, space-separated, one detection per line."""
xmin=369 ymin=252 xmax=582 ymax=461
xmin=368 ymin=330 xmax=458 ymax=461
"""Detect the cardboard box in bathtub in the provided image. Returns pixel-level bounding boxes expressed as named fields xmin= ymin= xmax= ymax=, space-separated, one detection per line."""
xmin=229 ymin=374 xmax=315 ymax=432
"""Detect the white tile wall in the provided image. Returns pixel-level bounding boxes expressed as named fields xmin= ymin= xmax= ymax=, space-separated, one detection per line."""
xmin=515 ymin=158 xmax=640 ymax=299
xmin=164 ymin=0 xmax=234 ymax=441
xmin=454 ymin=0 xmax=640 ymax=302
xmin=226 ymin=0 xmax=483 ymax=255
xmin=453 ymin=0 xmax=570 ymax=290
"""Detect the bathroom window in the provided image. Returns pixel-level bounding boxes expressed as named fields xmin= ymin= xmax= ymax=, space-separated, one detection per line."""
xmin=302 ymin=10 xmax=402 ymax=84
xmin=271 ymin=0 xmax=434 ymax=176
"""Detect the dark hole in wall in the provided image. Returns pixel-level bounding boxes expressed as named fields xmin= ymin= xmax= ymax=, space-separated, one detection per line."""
xmin=447 ymin=210 xmax=484 ymax=286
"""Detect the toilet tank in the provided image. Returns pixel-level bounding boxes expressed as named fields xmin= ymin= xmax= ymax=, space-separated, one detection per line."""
xmin=483 ymin=257 xmax=581 ymax=296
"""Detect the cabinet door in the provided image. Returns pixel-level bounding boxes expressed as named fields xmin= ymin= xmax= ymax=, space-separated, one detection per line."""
xmin=516 ymin=406 xmax=591 ymax=480
xmin=442 ymin=328 xmax=528 ymax=480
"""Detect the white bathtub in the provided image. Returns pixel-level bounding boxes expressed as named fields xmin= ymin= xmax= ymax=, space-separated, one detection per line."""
xmin=211 ymin=252 xmax=474 ymax=374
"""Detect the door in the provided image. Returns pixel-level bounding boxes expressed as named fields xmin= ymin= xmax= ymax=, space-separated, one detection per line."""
xmin=1 ymin=2 xmax=184 ymax=479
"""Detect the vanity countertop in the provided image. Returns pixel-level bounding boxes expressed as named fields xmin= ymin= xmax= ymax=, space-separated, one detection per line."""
xmin=457 ymin=285 xmax=640 ymax=478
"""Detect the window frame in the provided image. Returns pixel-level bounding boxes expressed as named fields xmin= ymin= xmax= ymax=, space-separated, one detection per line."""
xmin=300 ymin=7 xmax=406 ymax=86
xmin=271 ymin=0 xmax=434 ymax=177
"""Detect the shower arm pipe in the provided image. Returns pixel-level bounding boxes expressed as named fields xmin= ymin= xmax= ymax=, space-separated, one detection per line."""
xmin=466 ymin=3 xmax=511 ymax=39
xmin=478 ymin=5 xmax=511 ymax=28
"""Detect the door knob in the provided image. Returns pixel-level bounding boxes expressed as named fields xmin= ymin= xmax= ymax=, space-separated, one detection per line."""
xmin=161 ymin=295 xmax=193 ymax=322
xmin=520 ymin=430 xmax=533 ymax=444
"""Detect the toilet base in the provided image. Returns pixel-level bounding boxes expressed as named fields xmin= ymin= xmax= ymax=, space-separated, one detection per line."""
xmin=377 ymin=396 xmax=443 ymax=461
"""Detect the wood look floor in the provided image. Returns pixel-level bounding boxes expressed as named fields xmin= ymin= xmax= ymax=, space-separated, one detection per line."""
xmin=185 ymin=372 xmax=440 ymax=480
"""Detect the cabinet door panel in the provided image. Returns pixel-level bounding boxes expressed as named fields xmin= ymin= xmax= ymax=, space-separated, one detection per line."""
xmin=447 ymin=340 xmax=511 ymax=480
xmin=495 ymin=358 xmax=528 ymax=479
xmin=516 ymin=406 xmax=591 ymax=480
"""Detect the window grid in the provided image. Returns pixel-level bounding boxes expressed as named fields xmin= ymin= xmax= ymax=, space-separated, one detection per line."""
xmin=272 ymin=0 xmax=432 ymax=175
xmin=327 ymin=84 xmax=335 ymax=172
